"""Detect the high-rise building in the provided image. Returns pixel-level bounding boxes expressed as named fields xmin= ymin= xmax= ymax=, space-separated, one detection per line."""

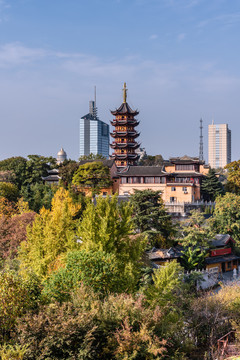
xmin=79 ymin=97 xmax=109 ymax=158
xmin=208 ymin=122 xmax=231 ymax=169
xmin=110 ymin=83 xmax=140 ymax=169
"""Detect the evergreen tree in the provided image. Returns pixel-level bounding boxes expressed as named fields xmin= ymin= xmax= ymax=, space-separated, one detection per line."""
xmin=201 ymin=168 xmax=224 ymax=201
xmin=130 ymin=189 xmax=175 ymax=247
xmin=72 ymin=161 xmax=112 ymax=195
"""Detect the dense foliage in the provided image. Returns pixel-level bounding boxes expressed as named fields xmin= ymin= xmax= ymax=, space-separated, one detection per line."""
xmin=1 ymin=154 xmax=240 ymax=359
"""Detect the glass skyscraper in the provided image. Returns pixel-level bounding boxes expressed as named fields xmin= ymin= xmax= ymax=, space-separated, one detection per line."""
xmin=79 ymin=101 xmax=109 ymax=158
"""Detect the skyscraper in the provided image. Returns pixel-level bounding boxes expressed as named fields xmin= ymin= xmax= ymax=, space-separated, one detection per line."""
xmin=79 ymin=95 xmax=109 ymax=158
xmin=208 ymin=122 xmax=231 ymax=169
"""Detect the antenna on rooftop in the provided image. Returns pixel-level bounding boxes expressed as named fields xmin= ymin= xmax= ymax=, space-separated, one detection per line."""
xmin=199 ymin=118 xmax=204 ymax=161
xmin=93 ymin=85 xmax=97 ymax=119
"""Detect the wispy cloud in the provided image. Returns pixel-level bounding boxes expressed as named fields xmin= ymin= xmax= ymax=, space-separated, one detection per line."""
xmin=0 ymin=0 xmax=10 ymax=22
xmin=198 ymin=12 xmax=240 ymax=28
xmin=0 ymin=43 xmax=47 ymax=67
xmin=149 ymin=34 xmax=158 ymax=40
xmin=177 ymin=32 xmax=186 ymax=42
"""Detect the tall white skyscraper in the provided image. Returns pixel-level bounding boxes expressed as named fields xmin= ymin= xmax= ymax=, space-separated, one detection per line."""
xmin=208 ymin=122 xmax=231 ymax=169
xmin=79 ymin=100 xmax=109 ymax=158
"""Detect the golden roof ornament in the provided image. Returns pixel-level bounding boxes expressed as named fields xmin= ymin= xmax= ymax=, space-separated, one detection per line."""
xmin=123 ymin=82 xmax=127 ymax=103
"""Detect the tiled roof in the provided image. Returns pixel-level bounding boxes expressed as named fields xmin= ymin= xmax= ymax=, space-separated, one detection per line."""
xmin=211 ymin=234 xmax=234 ymax=247
xmin=147 ymin=247 xmax=183 ymax=260
xmin=205 ymin=254 xmax=240 ymax=264
xmin=118 ymin=166 xmax=165 ymax=176
xmin=111 ymin=102 xmax=139 ymax=116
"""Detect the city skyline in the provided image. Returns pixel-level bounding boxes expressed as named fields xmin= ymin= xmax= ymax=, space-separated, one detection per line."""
xmin=0 ymin=0 xmax=240 ymax=162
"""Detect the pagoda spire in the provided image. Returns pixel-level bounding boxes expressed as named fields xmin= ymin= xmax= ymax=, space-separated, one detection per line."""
xmin=123 ymin=82 xmax=127 ymax=103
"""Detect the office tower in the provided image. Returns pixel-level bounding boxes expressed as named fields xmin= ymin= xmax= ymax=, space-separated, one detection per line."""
xmin=79 ymin=94 xmax=109 ymax=158
xmin=208 ymin=122 xmax=231 ymax=169
xmin=110 ymin=83 xmax=140 ymax=169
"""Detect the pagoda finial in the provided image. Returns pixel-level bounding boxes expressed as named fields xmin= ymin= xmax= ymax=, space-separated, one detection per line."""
xmin=123 ymin=82 xmax=127 ymax=103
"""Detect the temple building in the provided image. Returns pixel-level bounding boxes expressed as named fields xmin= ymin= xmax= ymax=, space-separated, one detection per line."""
xmin=110 ymin=83 xmax=140 ymax=169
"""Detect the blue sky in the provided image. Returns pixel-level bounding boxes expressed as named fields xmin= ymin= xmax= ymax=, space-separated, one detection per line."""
xmin=0 ymin=0 xmax=240 ymax=162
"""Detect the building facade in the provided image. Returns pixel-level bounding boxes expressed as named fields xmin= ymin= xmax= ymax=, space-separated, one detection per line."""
xmin=79 ymin=100 xmax=109 ymax=158
xmin=110 ymin=83 xmax=140 ymax=169
xmin=208 ymin=123 xmax=231 ymax=169
xmin=116 ymin=156 xmax=209 ymax=203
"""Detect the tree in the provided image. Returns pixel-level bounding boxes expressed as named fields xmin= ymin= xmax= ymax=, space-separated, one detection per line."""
xmin=180 ymin=246 xmax=206 ymax=271
xmin=79 ymin=153 xmax=106 ymax=161
xmin=24 ymin=155 xmax=56 ymax=186
xmin=145 ymin=261 xmax=183 ymax=307
xmin=0 ymin=271 xmax=36 ymax=341
xmin=0 ymin=212 xmax=35 ymax=261
xmin=72 ymin=161 xmax=112 ymax=195
xmin=77 ymin=195 xmax=147 ymax=291
xmin=201 ymin=168 xmax=224 ymax=201
xmin=178 ymin=210 xmax=209 ymax=248
xmin=139 ymin=154 xmax=164 ymax=166
xmin=0 ymin=157 xmax=27 ymax=189
xmin=58 ymin=160 xmax=79 ymax=186
xmin=225 ymin=160 xmax=240 ymax=194
xmin=0 ymin=182 xmax=19 ymax=202
xmin=20 ymin=183 xmax=57 ymax=212
xmin=130 ymin=189 xmax=175 ymax=247
xmin=19 ymin=188 xmax=80 ymax=278
xmin=43 ymin=250 xmax=127 ymax=302
xmin=209 ymin=193 xmax=240 ymax=244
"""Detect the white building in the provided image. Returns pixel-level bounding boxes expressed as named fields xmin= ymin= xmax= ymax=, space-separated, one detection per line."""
xmin=208 ymin=122 xmax=231 ymax=169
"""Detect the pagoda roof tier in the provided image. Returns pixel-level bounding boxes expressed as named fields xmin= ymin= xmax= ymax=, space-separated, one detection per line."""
xmin=110 ymin=142 xmax=140 ymax=149
xmin=111 ymin=119 xmax=140 ymax=127
xmin=112 ymin=153 xmax=139 ymax=160
xmin=111 ymin=102 xmax=139 ymax=116
xmin=111 ymin=131 xmax=140 ymax=138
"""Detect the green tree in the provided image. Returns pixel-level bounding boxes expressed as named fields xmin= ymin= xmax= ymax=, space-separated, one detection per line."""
xmin=43 ymin=250 xmax=127 ymax=302
xmin=225 ymin=160 xmax=240 ymax=194
xmin=178 ymin=210 xmax=209 ymax=248
xmin=77 ymin=195 xmax=147 ymax=291
xmin=0 ymin=182 xmax=19 ymax=202
xmin=0 ymin=271 xmax=39 ymax=341
xmin=24 ymin=155 xmax=56 ymax=186
xmin=19 ymin=188 xmax=80 ymax=278
xmin=79 ymin=153 xmax=106 ymax=161
xmin=130 ymin=189 xmax=175 ymax=247
xmin=180 ymin=246 xmax=206 ymax=271
xmin=209 ymin=193 xmax=240 ymax=244
xmin=0 ymin=157 xmax=27 ymax=189
xmin=201 ymin=168 xmax=224 ymax=201
xmin=139 ymin=154 xmax=164 ymax=166
xmin=58 ymin=160 xmax=79 ymax=186
xmin=72 ymin=161 xmax=112 ymax=195
xmin=20 ymin=183 xmax=57 ymax=212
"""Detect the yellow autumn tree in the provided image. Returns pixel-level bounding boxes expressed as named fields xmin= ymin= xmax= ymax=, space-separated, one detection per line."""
xmin=19 ymin=188 xmax=80 ymax=278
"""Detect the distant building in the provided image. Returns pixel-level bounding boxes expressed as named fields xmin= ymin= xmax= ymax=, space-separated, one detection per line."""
xmin=57 ymin=148 xmax=67 ymax=165
xmin=208 ymin=122 xmax=231 ymax=169
xmin=79 ymin=99 xmax=109 ymax=158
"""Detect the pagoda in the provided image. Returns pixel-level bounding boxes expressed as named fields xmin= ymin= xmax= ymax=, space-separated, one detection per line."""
xmin=110 ymin=83 xmax=140 ymax=169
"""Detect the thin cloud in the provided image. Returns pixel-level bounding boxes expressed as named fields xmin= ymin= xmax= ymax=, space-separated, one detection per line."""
xmin=198 ymin=13 xmax=240 ymax=28
xmin=149 ymin=34 xmax=158 ymax=40
xmin=177 ymin=33 xmax=186 ymax=42
xmin=0 ymin=43 xmax=47 ymax=67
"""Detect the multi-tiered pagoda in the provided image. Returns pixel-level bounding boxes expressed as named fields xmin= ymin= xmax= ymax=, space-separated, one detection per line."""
xmin=110 ymin=83 xmax=140 ymax=169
